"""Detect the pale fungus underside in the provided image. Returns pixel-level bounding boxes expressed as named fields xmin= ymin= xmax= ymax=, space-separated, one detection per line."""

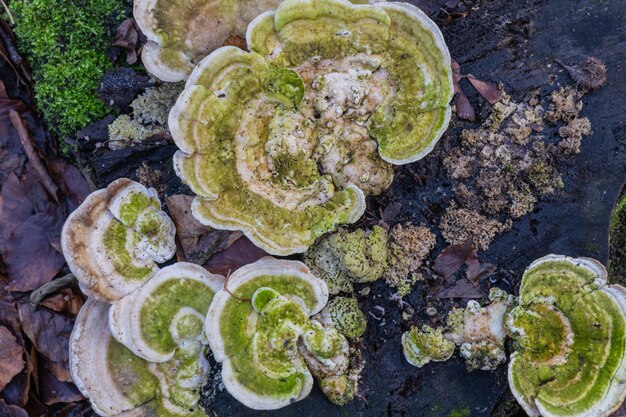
xmin=170 ymin=0 xmax=453 ymax=255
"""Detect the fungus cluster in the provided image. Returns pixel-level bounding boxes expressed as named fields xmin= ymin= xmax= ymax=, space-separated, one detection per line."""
xmin=169 ymin=0 xmax=453 ymax=255
xmin=507 ymin=255 xmax=626 ymax=417
xmin=70 ymin=263 xmax=224 ymax=416
xmin=205 ymin=258 xmax=362 ymax=409
xmin=402 ymin=288 xmax=513 ymax=371
xmin=61 ymin=178 xmax=176 ymax=301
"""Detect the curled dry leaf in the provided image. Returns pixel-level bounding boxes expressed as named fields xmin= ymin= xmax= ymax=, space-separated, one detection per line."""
xmin=111 ymin=18 xmax=146 ymax=65
xmin=0 ymin=400 xmax=28 ymax=417
xmin=0 ymin=325 xmax=24 ymax=391
xmin=17 ymin=301 xmax=73 ymax=363
xmin=451 ymin=59 xmax=476 ymax=121
xmin=467 ymin=75 xmax=503 ymax=105
xmin=432 ymin=241 xmax=497 ymax=283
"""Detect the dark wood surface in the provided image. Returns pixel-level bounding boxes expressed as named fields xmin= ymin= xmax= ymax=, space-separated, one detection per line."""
xmin=75 ymin=1 xmax=626 ymax=416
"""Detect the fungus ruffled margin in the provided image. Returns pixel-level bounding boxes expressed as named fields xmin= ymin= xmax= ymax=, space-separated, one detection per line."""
xmin=507 ymin=255 xmax=626 ymax=417
xmin=205 ymin=257 xmax=360 ymax=409
xmin=61 ymin=178 xmax=176 ymax=301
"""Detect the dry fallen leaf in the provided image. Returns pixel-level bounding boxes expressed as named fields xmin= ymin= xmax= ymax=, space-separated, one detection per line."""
xmin=17 ymin=301 xmax=73 ymax=363
xmin=0 ymin=399 xmax=28 ymax=417
xmin=467 ymin=75 xmax=503 ymax=105
xmin=204 ymin=236 xmax=269 ymax=277
xmin=0 ymin=325 xmax=24 ymax=391
xmin=433 ymin=241 xmax=497 ymax=283
xmin=451 ymin=59 xmax=476 ymax=122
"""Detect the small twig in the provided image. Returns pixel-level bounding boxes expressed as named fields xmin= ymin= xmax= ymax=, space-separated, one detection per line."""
xmin=0 ymin=0 xmax=14 ymax=25
xmin=223 ymin=269 xmax=251 ymax=302
xmin=30 ymin=273 xmax=77 ymax=306
xmin=0 ymin=23 xmax=21 ymax=64
xmin=10 ymin=109 xmax=60 ymax=202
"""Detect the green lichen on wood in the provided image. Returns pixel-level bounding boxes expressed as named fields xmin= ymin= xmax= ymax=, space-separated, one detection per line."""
xmin=304 ymin=226 xmax=388 ymax=294
xmin=9 ymin=0 xmax=129 ymax=138
xmin=401 ymin=325 xmax=455 ymax=368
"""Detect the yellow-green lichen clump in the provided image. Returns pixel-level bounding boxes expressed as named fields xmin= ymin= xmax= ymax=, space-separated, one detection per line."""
xmin=507 ymin=255 xmax=626 ymax=417
xmin=402 ymin=325 xmax=455 ymax=367
xmin=305 ymin=226 xmax=388 ymax=294
xmin=61 ymin=178 xmax=176 ymax=301
xmin=170 ymin=0 xmax=453 ymax=255
xmin=205 ymin=258 xmax=357 ymax=409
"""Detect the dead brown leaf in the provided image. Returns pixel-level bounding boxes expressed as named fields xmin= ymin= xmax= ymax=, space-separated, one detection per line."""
xmin=467 ymin=75 xmax=503 ymax=105
xmin=166 ymin=194 xmax=241 ymax=265
xmin=38 ymin=288 xmax=83 ymax=317
xmin=204 ymin=236 xmax=269 ymax=276
xmin=37 ymin=354 xmax=83 ymax=405
xmin=451 ymin=59 xmax=476 ymax=122
xmin=9 ymin=109 xmax=58 ymax=202
xmin=0 ymin=325 xmax=24 ymax=391
xmin=17 ymin=301 xmax=73 ymax=363
xmin=112 ymin=18 xmax=146 ymax=65
xmin=0 ymin=399 xmax=28 ymax=417
xmin=432 ymin=241 xmax=497 ymax=283
xmin=433 ymin=279 xmax=485 ymax=299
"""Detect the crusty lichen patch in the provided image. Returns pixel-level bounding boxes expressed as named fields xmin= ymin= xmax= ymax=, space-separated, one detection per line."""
xmin=386 ymin=223 xmax=436 ymax=295
xmin=440 ymin=85 xmax=594 ymax=250
xmin=440 ymin=207 xmax=511 ymax=251
xmin=108 ymin=82 xmax=184 ymax=149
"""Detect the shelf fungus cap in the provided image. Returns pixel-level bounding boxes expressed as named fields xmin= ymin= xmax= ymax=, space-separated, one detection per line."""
xmin=205 ymin=257 xmax=342 ymax=409
xmin=61 ymin=178 xmax=176 ymax=301
xmin=110 ymin=262 xmax=224 ymax=363
xmin=507 ymin=255 xmax=626 ymax=417
xmin=134 ymin=0 xmax=283 ymax=82
xmin=170 ymin=0 xmax=452 ymax=255
xmin=70 ymin=299 xmax=209 ymax=417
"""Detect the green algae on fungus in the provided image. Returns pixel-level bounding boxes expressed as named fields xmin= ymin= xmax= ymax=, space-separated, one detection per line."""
xmin=402 ymin=325 xmax=455 ymax=368
xmin=134 ymin=0 xmax=283 ymax=81
xmin=305 ymin=226 xmax=388 ymax=294
xmin=506 ymin=255 xmax=626 ymax=417
xmin=61 ymin=178 xmax=176 ymax=301
xmin=70 ymin=297 xmax=213 ymax=417
xmin=205 ymin=257 xmax=358 ymax=409
xmin=317 ymin=296 xmax=367 ymax=339
xmin=170 ymin=0 xmax=453 ymax=255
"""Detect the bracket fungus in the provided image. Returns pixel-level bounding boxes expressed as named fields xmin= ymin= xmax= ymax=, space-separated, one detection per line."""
xmin=205 ymin=257 xmax=356 ymax=409
xmin=170 ymin=0 xmax=453 ymax=255
xmin=61 ymin=178 xmax=176 ymax=301
xmin=507 ymin=255 xmax=626 ymax=417
xmin=71 ymin=263 xmax=224 ymax=416
xmin=134 ymin=0 xmax=285 ymax=82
